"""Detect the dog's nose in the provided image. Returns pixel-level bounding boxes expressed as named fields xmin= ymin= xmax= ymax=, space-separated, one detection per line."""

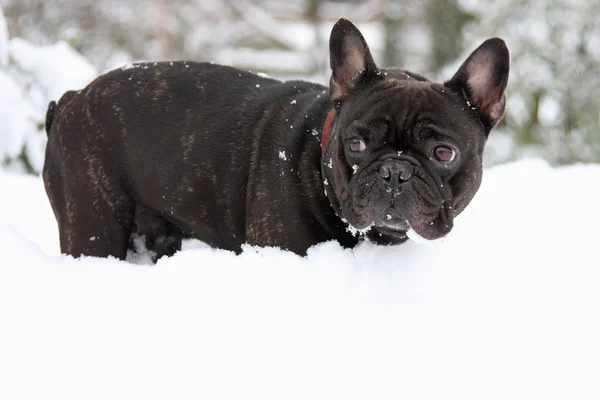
xmin=380 ymin=161 xmax=413 ymax=191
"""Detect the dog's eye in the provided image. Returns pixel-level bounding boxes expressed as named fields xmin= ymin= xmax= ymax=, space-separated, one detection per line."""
xmin=348 ymin=138 xmax=366 ymax=153
xmin=433 ymin=146 xmax=456 ymax=163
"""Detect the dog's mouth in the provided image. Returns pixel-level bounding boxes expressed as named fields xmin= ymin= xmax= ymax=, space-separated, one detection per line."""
xmin=371 ymin=208 xmax=411 ymax=236
xmin=344 ymin=183 xmax=450 ymax=241
xmin=372 ymin=213 xmax=450 ymax=242
xmin=372 ymin=224 xmax=409 ymax=237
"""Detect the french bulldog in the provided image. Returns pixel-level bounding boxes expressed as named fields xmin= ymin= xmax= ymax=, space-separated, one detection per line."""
xmin=43 ymin=18 xmax=509 ymax=260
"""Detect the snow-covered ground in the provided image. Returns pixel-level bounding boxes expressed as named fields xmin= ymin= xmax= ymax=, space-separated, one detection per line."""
xmin=1 ymin=159 xmax=599 ymax=399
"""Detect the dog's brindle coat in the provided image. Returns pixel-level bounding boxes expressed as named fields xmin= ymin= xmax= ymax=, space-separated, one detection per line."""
xmin=44 ymin=19 xmax=509 ymax=260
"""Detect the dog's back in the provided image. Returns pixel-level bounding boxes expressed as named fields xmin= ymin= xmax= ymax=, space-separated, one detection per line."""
xmin=43 ymin=62 xmax=333 ymax=258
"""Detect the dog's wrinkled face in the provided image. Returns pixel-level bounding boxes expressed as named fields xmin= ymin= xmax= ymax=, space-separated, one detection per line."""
xmin=323 ymin=19 xmax=509 ymax=243
xmin=325 ymin=81 xmax=485 ymax=241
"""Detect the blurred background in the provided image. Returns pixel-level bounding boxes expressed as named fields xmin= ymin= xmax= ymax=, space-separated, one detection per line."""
xmin=1 ymin=0 xmax=599 ymax=174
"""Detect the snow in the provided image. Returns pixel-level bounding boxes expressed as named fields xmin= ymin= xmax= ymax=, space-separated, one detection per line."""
xmin=9 ymin=38 xmax=97 ymax=102
xmin=406 ymin=227 xmax=435 ymax=245
xmin=0 ymin=72 xmax=35 ymax=162
xmin=345 ymin=223 xmax=372 ymax=237
xmin=0 ymin=37 xmax=97 ymax=173
xmin=1 ymin=159 xmax=599 ymax=399
xmin=539 ymin=94 xmax=563 ymax=126
xmin=0 ymin=7 xmax=8 ymax=67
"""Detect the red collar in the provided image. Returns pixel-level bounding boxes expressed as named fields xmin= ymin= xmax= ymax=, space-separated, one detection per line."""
xmin=321 ymin=109 xmax=336 ymax=151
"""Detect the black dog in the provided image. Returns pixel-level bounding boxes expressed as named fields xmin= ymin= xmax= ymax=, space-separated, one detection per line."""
xmin=43 ymin=18 xmax=509 ymax=260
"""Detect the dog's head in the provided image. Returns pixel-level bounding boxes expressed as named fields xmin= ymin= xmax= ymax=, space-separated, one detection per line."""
xmin=322 ymin=19 xmax=509 ymax=243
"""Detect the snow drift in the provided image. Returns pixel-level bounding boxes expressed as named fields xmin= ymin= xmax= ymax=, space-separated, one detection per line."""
xmin=1 ymin=159 xmax=599 ymax=399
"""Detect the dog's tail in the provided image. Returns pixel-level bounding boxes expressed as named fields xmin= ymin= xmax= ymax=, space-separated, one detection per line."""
xmin=45 ymin=90 xmax=78 ymax=136
xmin=45 ymin=101 xmax=57 ymax=136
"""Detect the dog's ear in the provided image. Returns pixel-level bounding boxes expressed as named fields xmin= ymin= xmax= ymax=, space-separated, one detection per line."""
xmin=329 ymin=18 xmax=379 ymax=102
xmin=445 ymin=38 xmax=510 ymax=133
